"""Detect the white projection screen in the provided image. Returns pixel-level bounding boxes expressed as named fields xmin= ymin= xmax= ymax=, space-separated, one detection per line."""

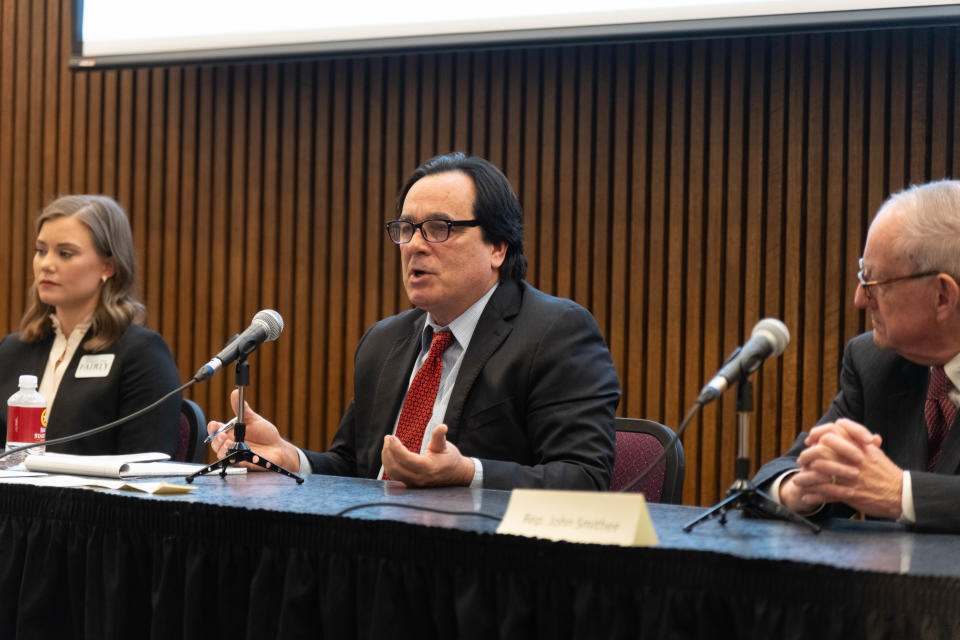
xmin=71 ymin=0 xmax=960 ymax=69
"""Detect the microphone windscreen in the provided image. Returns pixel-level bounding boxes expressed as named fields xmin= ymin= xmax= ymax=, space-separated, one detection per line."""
xmin=751 ymin=318 xmax=789 ymax=356
xmin=253 ymin=309 xmax=284 ymax=341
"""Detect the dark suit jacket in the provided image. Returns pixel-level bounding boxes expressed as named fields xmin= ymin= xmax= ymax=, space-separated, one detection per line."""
xmin=305 ymin=280 xmax=620 ymax=490
xmin=754 ymin=332 xmax=960 ymax=531
xmin=0 ymin=324 xmax=182 ymax=456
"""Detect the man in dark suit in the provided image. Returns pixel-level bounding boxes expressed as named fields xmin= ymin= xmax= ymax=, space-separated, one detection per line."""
xmin=754 ymin=179 xmax=960 ymax=530
xmin=208 ymin=153 xmax=620 ymax=490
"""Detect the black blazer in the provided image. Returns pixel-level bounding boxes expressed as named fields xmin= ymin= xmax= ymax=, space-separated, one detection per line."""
xmin=0 ymin=324 xmax=182 ymax=456
xmin=305 ymin=280 xmax=621 ymax=490
xmin=754 ymin=332 xmax=960 ymax=531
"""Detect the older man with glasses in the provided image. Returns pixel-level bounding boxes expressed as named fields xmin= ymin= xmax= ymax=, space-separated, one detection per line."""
xmin=755 ymin=179 xmax=960 ymax=531
xmin=207 ymin=152 xmax=620 ymax=490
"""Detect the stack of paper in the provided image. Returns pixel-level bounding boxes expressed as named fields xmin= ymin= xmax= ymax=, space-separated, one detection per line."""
xmin=23 ymin=452 xmax=246 ymax=478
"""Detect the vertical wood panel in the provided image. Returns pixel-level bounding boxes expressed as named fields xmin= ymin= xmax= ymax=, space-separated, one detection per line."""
xmin=291 ymin=61 xmax=316 ymax=447
xmin=536 ymin=50 xmax=557 ymax=292
xmin=41 ymin=0 xmax=61 ymax=201
xmin=175 ymin=67 xmax=197 ymax=383
xmin=764 ymin=35 xmax=790 ymax=462
xmin=0 ymin=0 xmax=19 ymax=329
xmin=556 ymin=47 xmax=576 ymax=301
xmin=255 ymin=63 xmax=276 ymax=420
xmin=592 ymin=47 xmax=613 ymax=339
xmin=274 ymin=63 xmax=298 ymax=439
xmin=2 ymin=2 xmax=958 ymax=502
xmin=745 ymin=36 xmax=768 ymax=470
xmin=664 ymin=41 xmax=687 ymax=435
xmin=205 ymin=66 xmax=232 ymax=424
xmin=381 ymin=57 xmax=402 ymax=318
xmin=326 ymin=59 xmax=348 ymax=427
xmin=843 ymin=33 xmax=868 ymax=360
xmin=627 ymin=41 xmax=651 ymax=453
xmin=363 ymin=59 xmax=385 ymax=335
xmin=189 ymin=67 xmax=213 ymax=410
xmin=574 ymin=46 xmax=593 ymax=307
xmin=608 ymin=45 xmax=632 ymax=423
xmin=343 ymin=58 xmax=364 ymax=415
xmin=308 ymin=61 xmax=331 ymax=451
xmin=646 ymin=42 xmax=669 ymax=424
xmin=684 ymin=40 xmax=709 ymax=502
xmin=822 ymin=35 xmax=847 ymax=413
xmin=8 ymin=0 xmax=32 ymax=326
xmin=697 ymin=38 xmax=728 ymax=504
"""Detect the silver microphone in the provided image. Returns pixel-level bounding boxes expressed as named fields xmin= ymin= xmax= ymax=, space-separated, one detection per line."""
xmin=697 ymin=318 xmax=790 ymax=404
xmin=194 ymin=309 xmax=283 ymax=381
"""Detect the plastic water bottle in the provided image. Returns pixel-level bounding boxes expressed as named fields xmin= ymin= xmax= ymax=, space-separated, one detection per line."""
xmin=5 ymin=375 xmax=47 ymax=467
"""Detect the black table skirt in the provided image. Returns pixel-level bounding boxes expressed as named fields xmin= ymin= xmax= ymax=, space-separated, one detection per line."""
xmin=1 ymin=482 xmax=959 ymax=639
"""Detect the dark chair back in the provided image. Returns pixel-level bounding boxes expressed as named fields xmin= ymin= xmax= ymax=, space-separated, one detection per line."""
xmin=610 ymin=417 xmax=685 ymax=503
xmin=174 ymin=398 xmax=207 ymax=463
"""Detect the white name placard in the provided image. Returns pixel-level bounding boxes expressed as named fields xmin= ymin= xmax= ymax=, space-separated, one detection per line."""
xmin=496 ymin=489 xmax=658 ymax=547
xmin=75 ymin=354 xmax=115 ymax=378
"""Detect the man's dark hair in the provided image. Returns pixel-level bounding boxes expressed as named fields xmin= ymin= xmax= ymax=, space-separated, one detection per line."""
xmin=396 ymin=152 xmax=527 ymax=282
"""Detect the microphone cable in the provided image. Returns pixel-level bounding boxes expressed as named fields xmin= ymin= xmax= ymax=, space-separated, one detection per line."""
xmin=336 ymin=501 xmax=502 ymax=521
xmin=617 ymin=400 xmax=703 ymax=494
xmin=0 ymin=379 xmax=196 ymax=462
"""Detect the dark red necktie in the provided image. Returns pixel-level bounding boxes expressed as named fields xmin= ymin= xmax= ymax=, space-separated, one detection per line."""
xmin=925 ymin=365 xmax=957 ymax=470
xmin=383 ymin=329 xmax=454 ymax=480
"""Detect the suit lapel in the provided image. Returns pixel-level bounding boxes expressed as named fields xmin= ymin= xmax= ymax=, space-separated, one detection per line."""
xmin=887 ymin=361 xmax=960 ymax=475
xmin=370 ymin=314 xmax=424 ymax=440
xmin=876 ymin=357 xmax=960 ymax=475
xmin=877 ymin=358 xmax=928 ymax=471
xmin=442 ymin=281 xmax=520 ymax=442
xmin=23 ymin=339 xmax=53 ymax=379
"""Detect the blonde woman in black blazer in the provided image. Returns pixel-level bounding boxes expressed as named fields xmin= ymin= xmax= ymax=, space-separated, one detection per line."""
xmin=0 ymin=195 xmax=180 ymax=456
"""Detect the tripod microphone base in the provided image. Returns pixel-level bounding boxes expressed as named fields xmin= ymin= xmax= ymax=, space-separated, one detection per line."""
xmin=683 ymin=481 xmax=820 ymax=534
xmin=185 ymin=442 xmax=304 ymax=484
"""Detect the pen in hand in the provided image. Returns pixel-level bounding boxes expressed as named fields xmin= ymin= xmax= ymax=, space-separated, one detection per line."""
xmin=203 ymin=416 xmax=238 ymax=444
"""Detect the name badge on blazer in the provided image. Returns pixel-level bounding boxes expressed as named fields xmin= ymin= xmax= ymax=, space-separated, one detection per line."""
xmin=75 ymin=354 xmax=115 ymax=378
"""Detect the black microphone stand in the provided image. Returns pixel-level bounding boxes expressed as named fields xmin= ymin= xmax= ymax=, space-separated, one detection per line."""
xmin=186 ymin=353 xmax=303 ymax=484
xmin=683 ymin=379 xmax=819 ymax=533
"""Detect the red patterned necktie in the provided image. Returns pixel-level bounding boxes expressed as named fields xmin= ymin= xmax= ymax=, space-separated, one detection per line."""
xmin=925 ymin=365 xmax=957 ymax=470
xmin=383 ymin=329 xmax=454 ymax=480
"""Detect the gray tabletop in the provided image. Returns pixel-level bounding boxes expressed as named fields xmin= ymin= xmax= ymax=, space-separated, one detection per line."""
xmin=125 ymin=470 xmax=960 ymax=579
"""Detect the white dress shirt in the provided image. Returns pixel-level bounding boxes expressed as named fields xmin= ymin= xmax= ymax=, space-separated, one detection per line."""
xmin=38 ymin=315 xmax=93 ymax=421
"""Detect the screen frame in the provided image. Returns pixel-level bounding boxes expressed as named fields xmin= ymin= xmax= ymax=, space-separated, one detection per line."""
xmin=69 ymin=1 xmax=960 ymax=70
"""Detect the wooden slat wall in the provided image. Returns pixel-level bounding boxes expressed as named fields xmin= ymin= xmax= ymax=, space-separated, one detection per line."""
xmin=2 ymin=1 xmax=959 ymax=505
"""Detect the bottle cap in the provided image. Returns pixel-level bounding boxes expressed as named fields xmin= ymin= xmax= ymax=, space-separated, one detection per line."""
xmin=18 ymin=374 xmax=38 ymax=388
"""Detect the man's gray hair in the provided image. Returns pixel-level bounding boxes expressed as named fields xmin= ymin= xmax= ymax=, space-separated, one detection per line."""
xmin=883 ymin=179 xmax=960 ymax=278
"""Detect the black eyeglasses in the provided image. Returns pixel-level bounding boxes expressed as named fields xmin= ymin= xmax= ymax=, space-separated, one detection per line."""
xmin=385 ymin=218 xmax=481 ymax=244
xmin=857 ymin=257 xmax=940 ymax=300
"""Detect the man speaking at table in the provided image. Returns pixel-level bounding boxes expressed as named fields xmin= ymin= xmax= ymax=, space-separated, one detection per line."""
xmin=755 ymin=180 xmax=960 ymax=530
xmin=207 ymin=153 xmax=620 ymax=490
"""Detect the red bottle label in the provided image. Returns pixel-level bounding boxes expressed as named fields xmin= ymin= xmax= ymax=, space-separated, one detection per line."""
xmin=6 ymin=406 xmax=47 ymax=444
